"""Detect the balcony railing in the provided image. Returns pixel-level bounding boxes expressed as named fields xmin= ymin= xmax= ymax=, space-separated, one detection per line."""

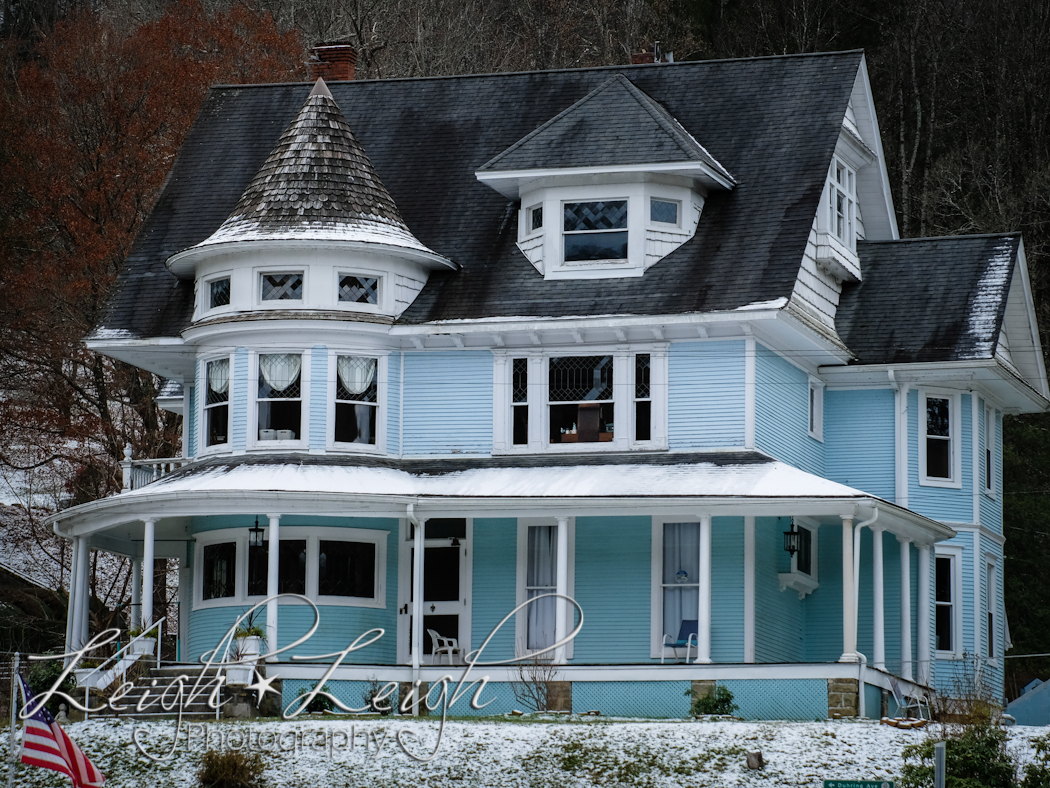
xmin=120 ymin=444 xmax=188 ymax=491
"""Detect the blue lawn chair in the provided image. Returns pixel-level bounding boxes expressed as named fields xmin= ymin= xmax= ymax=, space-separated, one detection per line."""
xmin=662 ymin=619 xmax=699 ymax=663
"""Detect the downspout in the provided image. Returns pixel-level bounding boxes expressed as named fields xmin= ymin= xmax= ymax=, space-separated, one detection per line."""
xmin=852 ymin=506 xmax=879 ymax=719
xmin=406 ymin=503 xmax=424 ymax=716
xmin=889 ymin=370 xmax=909 ymax=509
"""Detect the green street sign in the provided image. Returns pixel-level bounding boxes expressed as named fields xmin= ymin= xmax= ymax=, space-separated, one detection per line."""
xmin=823 ymin=782 xmax=894 ymax=788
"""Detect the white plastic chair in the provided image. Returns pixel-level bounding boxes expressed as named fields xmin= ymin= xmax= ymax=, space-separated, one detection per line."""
xmin=427 ymin=628 xmax=463 ymax=665
xmin=890 ymin=677 xmax=930 ymax=719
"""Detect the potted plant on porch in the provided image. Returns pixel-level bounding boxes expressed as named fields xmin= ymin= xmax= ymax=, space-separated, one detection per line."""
xmin=127 ymin=627 xmax=157 ymax=656
xmin=227 ymin=610 xmax=265 ymax=686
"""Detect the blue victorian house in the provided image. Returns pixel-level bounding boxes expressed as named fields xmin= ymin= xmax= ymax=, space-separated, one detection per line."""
xmin=52 ymin=49 xmax=1048 ymax=720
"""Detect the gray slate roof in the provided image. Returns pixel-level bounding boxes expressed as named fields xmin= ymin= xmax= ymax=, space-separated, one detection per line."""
xmin=189 ymin=79 xmax=433 ymax=254
xmin=478 ymin=73 xmax=733 ymax=181
xmin=838 ymin=234 xmax=1020 ymax=364
xmin=95 ymin=52 xmax=864 ymax=340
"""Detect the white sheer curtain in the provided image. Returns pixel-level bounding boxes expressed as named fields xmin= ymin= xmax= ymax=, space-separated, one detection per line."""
xmin=526 ymin=525 xmax=558 ymax=650
xmin=207 ymin=359 xmax=229 ymax=398
xmin=337 ymin=356 xmax=376 ymax=397
xmin=663 ymin=522 xmax=700 ymax=641
xmin=259 ymin=354 xmax=301 ymax=392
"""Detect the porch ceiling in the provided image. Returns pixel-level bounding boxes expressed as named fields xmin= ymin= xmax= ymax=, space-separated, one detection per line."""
xmin=50 ymin=452 xmax=954 ymax=545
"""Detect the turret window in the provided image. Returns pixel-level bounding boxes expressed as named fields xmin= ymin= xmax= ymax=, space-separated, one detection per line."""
xmin=261 ymin=272 xmax=303 ymax=301
xmin=210 ymin=277 xmax=231 ymax=308
xmin=338 ymin=274 xmax=379 ymax=305
xmin=257 ymin=353 xmax=302 ymax=440
xmin=334 ymin=356 xmax=378 ymax=444
xmin=205 ymin=358 xmax=230 ymax=447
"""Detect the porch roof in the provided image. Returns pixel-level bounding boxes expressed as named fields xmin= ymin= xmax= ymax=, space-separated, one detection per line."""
xmin=51 ymin=452 xmax=955 ymax=545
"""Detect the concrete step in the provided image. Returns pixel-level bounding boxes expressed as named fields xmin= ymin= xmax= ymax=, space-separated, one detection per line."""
xmin=89 ymin=664 xmax=229 ymax=719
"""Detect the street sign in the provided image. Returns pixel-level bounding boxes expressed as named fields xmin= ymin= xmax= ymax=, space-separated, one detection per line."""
xmin=823 ymin=782 xmax=894 ymax=788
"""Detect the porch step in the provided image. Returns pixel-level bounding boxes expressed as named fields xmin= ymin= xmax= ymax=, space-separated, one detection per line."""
xmin=90 ymin=664 xmax=226 ymax=720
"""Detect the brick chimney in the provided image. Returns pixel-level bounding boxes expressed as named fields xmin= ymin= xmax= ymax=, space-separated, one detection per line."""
xmin=309 ymin=43 xmax=357 ymax=81
xmin=631 ymin=42 xmax=673 ymax=65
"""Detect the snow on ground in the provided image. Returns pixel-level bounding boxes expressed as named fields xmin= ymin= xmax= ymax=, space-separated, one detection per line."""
xmin=2 ymin=716 xmax=1047 ymax=788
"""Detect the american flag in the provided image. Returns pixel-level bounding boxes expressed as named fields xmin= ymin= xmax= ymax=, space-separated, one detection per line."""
xmin=18 ymin=675 xmax=105 ymax=787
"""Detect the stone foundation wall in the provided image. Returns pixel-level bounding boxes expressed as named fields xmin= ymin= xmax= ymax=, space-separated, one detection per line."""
xmin=827 ymin=678 xmax=859 ymax=718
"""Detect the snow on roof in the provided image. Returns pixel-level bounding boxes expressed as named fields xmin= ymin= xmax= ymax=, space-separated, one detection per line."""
xmin=125 ymin=457 xmax=866 ymax=500
xmin=964 ymin=236 xmax=1015 ymax=359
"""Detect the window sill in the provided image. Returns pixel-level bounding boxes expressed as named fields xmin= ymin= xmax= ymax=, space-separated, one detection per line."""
xmin=936 ymin=650 xmax=964 ymax=661
xmin=919 ymin=476 xmax=963 ymax=490
xmin=778 ymin=571 xmax=819 ymax=599
xmin=496 ymin=442 xmax=668 ymax=456
xmin=328 ymin=442 xmax=386 ymax=455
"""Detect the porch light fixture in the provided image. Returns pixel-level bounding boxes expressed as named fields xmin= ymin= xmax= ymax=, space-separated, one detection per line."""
xmin=249 ymin=517 xmax=265 ymax=549
xmin=783 ymin=519 xmax=801 ymax=557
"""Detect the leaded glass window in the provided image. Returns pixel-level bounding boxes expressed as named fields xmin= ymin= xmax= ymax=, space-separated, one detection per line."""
xmin=650 ymin=199 xmax=678 ymax=225
xmin=261 ymin=273 xmax=303 ymax=301
xmin=338 ymin=275 xmax=379 ymax=305
xmin=530 ymin=205 xmax=543 ymax=231
xmin=335 ymin=356 xmax=378 ymax=445
xmin=318 ymin=541 xmax=376 ymax=598
xmin=548 ymin=355 xmax=613 ymax=443
xmin=205 ymin=358 xmax=229 ymax=446
xmin=563 ymin=200 xmax=628 ymax=262
xmin=635 ymin=354 xmax=651 ymax=442
xmin=210 ymin=277 xmax=231 ymax=308
xmin=512 ymin=358 xmax=528 ymax=445
xmin=258 ymin=354 xmax=302 ymax=440
xmin=247 ymin=539 xmax=306 ymax=596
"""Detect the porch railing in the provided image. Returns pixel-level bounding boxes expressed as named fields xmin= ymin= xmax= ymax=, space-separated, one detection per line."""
xmin=73 ymin=616 xmax=166 ymax=699
xmin=121 ymin=444 xmax=187 ymax=491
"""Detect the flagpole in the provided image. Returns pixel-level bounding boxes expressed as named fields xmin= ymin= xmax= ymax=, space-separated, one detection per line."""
xmin=8 ymin=651 xmax=19 ymax=788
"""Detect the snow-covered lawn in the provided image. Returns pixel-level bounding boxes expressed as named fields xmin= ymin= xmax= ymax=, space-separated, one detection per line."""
xmin=2 ymin=716 xmax=1047 ymax=787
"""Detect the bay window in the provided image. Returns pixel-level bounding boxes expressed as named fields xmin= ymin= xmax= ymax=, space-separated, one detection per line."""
xmin=334 ymin=356 xmax=378 ymax=445
xmin=205 ymin=358 xmax=229 ymax=447
xmin=246 ymin=539 xmax=306 ymax=596
xmin=202 ymin=542 xmax=236 ymax=600
xmin=257 ymin=353 xmax=302 ymax=441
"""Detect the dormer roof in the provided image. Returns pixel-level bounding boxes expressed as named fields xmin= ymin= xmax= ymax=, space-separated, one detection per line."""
xmin=477 ymin=73 xmax=734 ymax=194
xmin=167 ymin=78 xmax=447 ymax=277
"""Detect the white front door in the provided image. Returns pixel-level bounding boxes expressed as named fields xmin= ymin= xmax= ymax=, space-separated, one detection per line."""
xmin=398 ymin=518 xmax=472 ymax=664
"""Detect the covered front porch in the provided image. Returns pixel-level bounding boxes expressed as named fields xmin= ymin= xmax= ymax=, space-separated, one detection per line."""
xmin=50 ymin=451 xmax=952 ymax=719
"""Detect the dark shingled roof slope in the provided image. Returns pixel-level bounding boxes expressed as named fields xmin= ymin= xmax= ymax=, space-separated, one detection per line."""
xmin=837 ymin=234 xmax=1020 ymax=364
xmin=190 ymin=79 xmax=433 ymax=254
xmin=96 ymin=52 xmax=863 ymax=339
xmin=478 ymin=73 xmax=733 ymax=181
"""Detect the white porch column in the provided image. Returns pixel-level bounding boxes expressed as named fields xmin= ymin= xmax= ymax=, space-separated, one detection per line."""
xmin=65 ymin=538 xmax=80 ymax=657
xmin=141 ymin=518 xmax=156 ymax=630
xmin=695 ymin=514 xmax=713 ymax=663
xmin=872 ymin=526 xmax=886 ymax=670
xmin=75 ymin=536 xmax=90 ymax=649
xmin=410 ymin=515 xmax=424 ymax=715
xmin=554 ymin=516 xmax=570 ymax=664
xmin=917 ymin=544 xmax=932 ymax=684
xmin=266 ymin=514 xmax=281 ymax=662
xmin=840 ymin=515 xmax=858 ymax=662
xmin=131 ymin=560 xmax=142 ymax=631
xmin=898 ymin=536 xmax=913 ymax=680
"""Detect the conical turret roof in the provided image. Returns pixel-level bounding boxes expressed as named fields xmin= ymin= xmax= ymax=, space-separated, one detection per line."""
xmin=190 ymin=79 xmax=437 ymax=255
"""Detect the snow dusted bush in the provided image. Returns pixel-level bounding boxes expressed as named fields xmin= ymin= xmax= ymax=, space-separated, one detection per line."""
xmin=196 ymin=749 xmax=265 ymax=788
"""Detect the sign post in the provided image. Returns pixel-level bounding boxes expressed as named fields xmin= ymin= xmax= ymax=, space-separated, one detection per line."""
xmin=823 ymin=782 xmax=894 ymax=788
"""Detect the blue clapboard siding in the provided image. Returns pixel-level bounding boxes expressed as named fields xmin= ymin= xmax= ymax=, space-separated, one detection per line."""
xmin=803 ymin=522 xmax=841 ymax=663
xmin=403 ymin=351 xmax=493 ymax=455
xmin=187 ymin=384 xmax=198 ymax=458
xmin=387 ymin=352 xmax=401 ymax=455
xmin=879 ymin=530 xmax=904 ymax=676
xmin=754 ymin=344 xmax=824 ymax=475
xmin=712 ymin=517 xmax=745 ymax=662
xmin=754 ymin=516 xmax=804 ymax=663
xmin=668 ymin=340 xmax=745 ymax=448
xmin=825 ymin=389 xmax=896 ymax=499
xmin=231 ymin=347 xmax=249 ymax=451
xmin=573 ymin=516 xmax=652 ymax=663
xmin=187 ymin=605 xmax=249 ymax=664
xmin=980 ymin=532 xmax=1004 ymax=698
xmin=908 ymin=389 xmax=973 ymax=522
xmin=309 ymin=346 xmax=327 ymax=450
xmin=470 ymin=518 xmax=517 ymax=664
xmin=979 ymin=403 xmax=1004 ymax=534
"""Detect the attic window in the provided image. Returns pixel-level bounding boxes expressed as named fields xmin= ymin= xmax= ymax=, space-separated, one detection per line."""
xmin=563 ymin=201 xmax=628 ymax=262
xmin=828 ymin=158 xmax=856 ymax=250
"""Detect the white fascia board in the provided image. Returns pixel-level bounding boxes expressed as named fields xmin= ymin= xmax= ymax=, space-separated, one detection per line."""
xmin=1013 ymin=241 xmax=1049 ymax=397
xmin=819 ymin=359 xmax=1049 ymax=413
xmin=181 ymin=317 xmax=397 ymax=350
xmin=854 ymin=55 xmax=899 ymax=240
xmin=475 ymin=161 xmax=736 ymax=198
xmin=84 ymin=337 xmax=195 ymax=381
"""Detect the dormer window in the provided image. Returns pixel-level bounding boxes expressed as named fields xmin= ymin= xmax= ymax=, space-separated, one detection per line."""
xmin=650 ymin=199 xmax=679 ymax=226
xmin=563 ymin=201 xmax=628 ymax=263
xmin=828 ymin=157 xmax=856 ymax=251
xmin=261 ymin=272 xmax=303 ymax=301
xmin=530 ymin=205 xmax=543 ymax=232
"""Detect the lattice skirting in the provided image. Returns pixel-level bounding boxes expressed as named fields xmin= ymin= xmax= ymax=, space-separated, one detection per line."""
xmin=721 ymin=679 xmax=828 ymax=720
xmin=572 ymin=681 xmax=691 ymax=718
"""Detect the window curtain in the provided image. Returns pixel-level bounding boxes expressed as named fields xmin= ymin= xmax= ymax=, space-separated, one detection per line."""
xmin=207 ymin=359 xmax=229 ymax=397
xmin=526 ymin=525 xmax=558 ymax=651
xmin=663 ymin=522 xmax=700 ymax=641
xmin=337 ymin=356 xmax=376 ymax=397
xmin=259 ymin=354 xmax=301 ymax=392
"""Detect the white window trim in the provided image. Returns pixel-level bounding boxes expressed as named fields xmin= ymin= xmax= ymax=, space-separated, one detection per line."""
xmin=808 ymin=377 xmax=825 ymax=442
xmin=984 ymin=405 xmax=997 ymax=498
xmin=493 ymin=347 xmax=668 ymax=455
xmin=934 ymin=544 xmax=964 ymax=660
xmin=648 ymin=197 xmax=682 ymax=229
xmin=198 ymin=353 xmax=234 ymax=457
xmin=918 ymin=389 xmax=963 ymax=489
xmin=826 ymin=155 xmax=857 ymax=252
xmin=778 ymin=518 xmax=819 ymax=599
xmin=985 ymin=555 xmax=999 ymax=665
xmin=327 ymin=350 xmax=387 ymax=454
xmin=333 ymin=269 xmax=387 ymax=314
xmin=193 ymin=525 xmax=387 ymax=611
xmin=651 ymin=516 xmax=712 ymax=660
xmin=257 ymin=269 xmax=306 ymax=307
xmin=249 ymin=349 xmax=310 ymax=451
xmin=199 ymin=270 xmax=235 ymax=318
xmin=515 ymin=518 xmax=574 ymax=659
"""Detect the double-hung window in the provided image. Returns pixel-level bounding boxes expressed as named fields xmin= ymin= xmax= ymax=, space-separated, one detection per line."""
xmin=563 ymin=200 xmax=628 ymax=262
xmin=659 ymin=522 xmax=699 ymax=655
xmin=205 ymin=358 xmax=229 ymax=447
xmin=524 ymin=525 xmax=558 ymax=651
xmin=548 ymin=355 xmax=614 ymax=443
xmin=257 ymin=354 xmax=302 ymax=441
xmin=512 ymin=358 xmax=529 ymax=445
xmin=986 ymin=560 xmax=998 ymax=660
xmin=934 ymin=547 xmax=963 ymax=656
xmin=985 ymin=406 xmax=996 ymax=495
xmin=828 ymin=157 xmax=856 ymax=250
xmin=334 ymin=356 xmax=378 ymax=445
xmin=920 ymin=391 xmax=961 ymax=487
xmin=635 ymin=354 xmax=651 ymax=442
